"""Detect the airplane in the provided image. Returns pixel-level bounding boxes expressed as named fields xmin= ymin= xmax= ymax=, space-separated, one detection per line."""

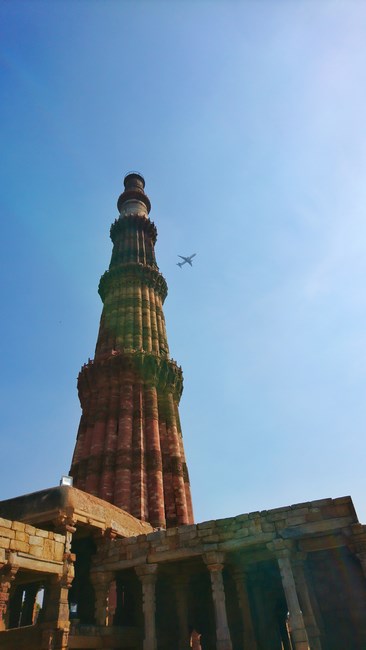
xmin=177 ymin=253 xmax=196 ymax=268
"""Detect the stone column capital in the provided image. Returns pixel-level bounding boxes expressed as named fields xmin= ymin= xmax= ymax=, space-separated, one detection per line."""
xmin=52 ymin=515 xmax=77 ymax=534
xmin=267 ymin=538 xmax=295 ymax=558
xmin=90 ymin=569 xmax=115 ymax=587
xmin=203 ymin=551 xmax=226 ymax=570
xmin=135 ymin=563 xmax=158 ymax=583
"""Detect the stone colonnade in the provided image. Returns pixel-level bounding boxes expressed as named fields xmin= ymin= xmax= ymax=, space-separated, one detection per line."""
xmin=91 ymin=545 xmax=325 ymax=650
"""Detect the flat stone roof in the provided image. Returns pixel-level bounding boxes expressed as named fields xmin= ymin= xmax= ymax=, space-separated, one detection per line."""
xmin=0 ymin=486 xmax=153 ymax=538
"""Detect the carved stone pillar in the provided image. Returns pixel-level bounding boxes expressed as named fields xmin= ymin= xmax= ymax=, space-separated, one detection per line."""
xmin=20 ymin=582 xmax=39 ymax=626
xmin=204 ymin=552 xmax=232 ymax=650
xmin=0 ymin=564 xmax=18 ymax=630
xmin=174 ymin=573 xmax=190 ymax=650
xmin=43 ymin=554 xmax=74 ymax=629
xmin=41 ymin=553 xmax=74 ymax=650
xmin=270 ymin=542 xmax=310 ymax=650
xmin=90 ymin=570 xmax=115 ymax=625
xmin=136 ymin=563 xmax=158 ymax=650
xmin=292 ymin=553 xmax=322 ymax=650
xmin=232 ymin=567 xmax=257 ymax=650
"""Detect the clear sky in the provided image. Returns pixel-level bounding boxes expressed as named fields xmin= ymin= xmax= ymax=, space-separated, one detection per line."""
xmin=1 ymin=0 xmax=366 ymax=525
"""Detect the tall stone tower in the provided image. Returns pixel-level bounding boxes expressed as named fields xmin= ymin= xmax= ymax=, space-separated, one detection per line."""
xmin=70 ymin=173 xmax=193 ymax=529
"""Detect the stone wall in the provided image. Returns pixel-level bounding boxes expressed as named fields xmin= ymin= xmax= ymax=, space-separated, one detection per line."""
xmin=94 ymin=496 xmax=358 ymax=569
xmin=0 ymin=516 xmax=65 ymax=567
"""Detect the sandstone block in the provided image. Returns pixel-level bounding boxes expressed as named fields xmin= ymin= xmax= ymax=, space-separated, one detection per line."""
xmin=29 ymin=535 xmax=44 ymax=546
xmin=11 ymin=521 xmax=25 ymax=532
xmin=0 ymin=536 xmax=10 ymax=549
xmin=29 ymin=544 xmax=44 ymax=558
xmin=197 ymin=520 xmax=216 ymax=530
xmin=25 ymin=524 xmax=36 ymax=535
xmin=269 ymin=505 xmax=289 ymax=514
xmin=310 ymin=498 xmax=332 ymax=507
xmin=248 ymin=521 xmax=262 ymax=534
xmin=233 ymin=528 xmax=250 ymax=539
xmin=235 ymin=514 xmax=249 ymax=522
xmin=0 ymin=518 xmax=12 ymax=529
xmin=268 ymin=512 xmax=289 ymax=522
xmin=249 ymin=511 xmax=261 ymax=519
xmin=15 ymin=531 xmax=26 ymax=541
xmin=305 ymin=511 xmax=322 ymax=522
xmin=36 ymin=528 xmax=49 ymax=538
xmin=43 ymin=539 xmax=55 ymax=560
xmin=178 ymin=524 xmax=196 ymax=534
xmin=333 ymin=496 xmax=352 ymax=505
xmin=284 ymin=516 xmax=307 ymax=526
xmin=201 ymin=534 xmax=220 ymax=543
xmin=0 ymin=526 xmax=15 ymax=538
xmin=11 ymin=540 xmax=30 ymax=553
xmin=54 ymin=542 xmax=65 ymax=561
xmin=287 ymin=507 xmax=309 ymax=518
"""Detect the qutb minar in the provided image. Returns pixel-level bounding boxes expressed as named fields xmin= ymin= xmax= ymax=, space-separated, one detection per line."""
xmin=70 ymin=173 xmax=193 ymax=528
xmin=0 ymin=174 xmax=366 ymax=650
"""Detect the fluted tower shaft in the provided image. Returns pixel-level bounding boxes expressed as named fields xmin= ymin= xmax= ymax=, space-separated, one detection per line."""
xmin=70 ymin=174 xmax=194 ymax=528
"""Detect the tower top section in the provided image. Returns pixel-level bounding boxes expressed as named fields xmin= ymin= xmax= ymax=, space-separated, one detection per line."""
xmin=117 ymin=172 xmax=151 ymax=217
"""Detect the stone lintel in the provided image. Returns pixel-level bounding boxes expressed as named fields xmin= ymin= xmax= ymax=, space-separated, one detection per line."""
xmin=298 ymin=533 xmax=346 ymax=552
xmin=135 ymin=563 xmax=158 ymax=579
xmin=220 ymin=532 xmax=274 ymax=552
xmin=203 ymin=550 xmax=225 ymax=568
xmin=280 ymin=515 xmax=355 ymax=539
xmin=10 ymin=554 xmax=63 ymax=575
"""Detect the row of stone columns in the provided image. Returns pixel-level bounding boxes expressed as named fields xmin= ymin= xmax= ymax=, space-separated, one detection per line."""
xmin=126 ymin=548 xmax=321 ymax=650
xmin=91 ymin=531 xmax=366 ymax=650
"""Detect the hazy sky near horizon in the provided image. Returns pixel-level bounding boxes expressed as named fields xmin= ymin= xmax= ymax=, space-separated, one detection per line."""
xmin=1 ymin=0 xmax=366 ymax=524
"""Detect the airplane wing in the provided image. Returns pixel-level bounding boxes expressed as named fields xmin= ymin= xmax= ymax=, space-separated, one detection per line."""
xmin=187 ymin=260 xmax=193 ymax=266
xmin=190 ymin=253 xmax=197 ymax=259
xmin=178 ymin=255 xmax=187 ymax=260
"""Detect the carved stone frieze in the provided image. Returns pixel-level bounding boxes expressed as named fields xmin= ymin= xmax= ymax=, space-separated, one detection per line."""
xmin=110 ymin=214 xmax=157 ymax=245
xmin=98 ymin=264 xmax=167 ymax=302
xmin=78 ymin=352 xmax=183 ymax=402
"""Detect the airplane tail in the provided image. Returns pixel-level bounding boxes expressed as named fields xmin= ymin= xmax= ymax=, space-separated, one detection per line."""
xmin=177 ymin=262 xmax=183 ymax=268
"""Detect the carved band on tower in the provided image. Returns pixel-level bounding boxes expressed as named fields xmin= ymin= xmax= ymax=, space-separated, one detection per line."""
xmin=70 ymin=173 xmax=194 ymax=528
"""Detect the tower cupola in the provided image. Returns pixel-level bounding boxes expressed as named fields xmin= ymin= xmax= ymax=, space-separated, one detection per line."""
xmin=117 ymin=172 xmax=151 ymax=217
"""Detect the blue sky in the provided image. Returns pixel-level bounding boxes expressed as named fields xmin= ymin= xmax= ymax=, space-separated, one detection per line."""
xmin=1 ymin=1 xmax=366 ymax=525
